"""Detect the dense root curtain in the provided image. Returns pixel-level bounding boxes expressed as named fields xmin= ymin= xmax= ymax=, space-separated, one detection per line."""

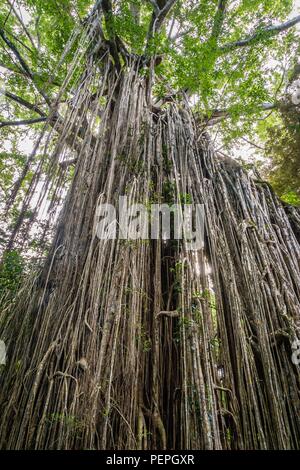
xmin=0 ymin=9 xmax=300 ymax=450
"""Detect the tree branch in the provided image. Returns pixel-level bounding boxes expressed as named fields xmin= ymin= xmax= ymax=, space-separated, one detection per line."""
xmin=0 ymin=60 xmax=61 ymax=87
xmin=209 ymin=0 xmax=227 ymax=42
xmin=156 ymin=0 xmax=177 ymax=32
xmin=204 ymin=102 xmax=277 ymax=125
xmin=101 ymin=0 xmax=121 ymax=69
xmin=0 ymin=117 xmax=47 ymax=129
xmin=0 ymin=110 xmax=83 ymax=156
xmin=221 ymin=15 xmax=300 ymax=52
xmin=6 ymin=0 xmax=38 ymax=51
xmin=240 ymin=136 xmax=265 ymax=151
xmin=4 ymin=90 xmax=47 ymax=116
xmin=148 ymin=1 xmax=160 ymax=15
xmin=4 ymin=28 xmax=34 ymax=54
xmin=0 ymin=27 xmax=33 ymax=79
xmin=0 ymin=60 xmax=23 ymax=74
xmin=203 ymin=102 xmax=285 ymax=126
xmin=145 ymin=0 xmax=177 ymax=55
xmin=0 ymin=27 xmax=51 ymax=105
xmin=170 ymin=0 xmax=227 ymax=46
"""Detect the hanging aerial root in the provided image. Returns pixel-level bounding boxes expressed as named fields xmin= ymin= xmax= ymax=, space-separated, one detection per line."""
xmin=0 ymin=23 xmax=299 ymax=450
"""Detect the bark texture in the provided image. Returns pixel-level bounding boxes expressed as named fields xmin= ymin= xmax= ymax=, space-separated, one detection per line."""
xmin=0 ymin=10 xmax=299 ymax=450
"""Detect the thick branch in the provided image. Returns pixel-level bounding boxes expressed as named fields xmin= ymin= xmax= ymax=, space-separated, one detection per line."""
xmin=0 ymin=27 xmax=33 ymax=79
xmin=210 ymin=0 xmax=227 ymax=42
xmin=221 ymin=15 xmax=300 ymax=52
xmin=204 ymin=102 xmax=278 ymax=125
xmin=102 ymin=0 xmax=121 ymax=69
xmin=4 ymin=90 xmax=46 ymax=116
xmin=155 ymin=0 xmax=177 ymax=32
xmin=0 ymin=27 xmax=51 ymax=105
xmin=0 ymin=117 xmax=47 ymax=129
xmin=203 ymin=99 xmax=300 ymax=126
xmin=145 ymin=0 xmax=177 ymax=54
xmin=148 ymin=1 xmax=160 ymax=15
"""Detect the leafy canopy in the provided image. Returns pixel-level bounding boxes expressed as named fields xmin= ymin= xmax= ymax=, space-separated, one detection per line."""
xmin=0 ymin=0 xmax=299 ymax=206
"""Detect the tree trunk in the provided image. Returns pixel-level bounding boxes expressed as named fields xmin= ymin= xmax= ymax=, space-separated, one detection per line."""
xmin=0 ymin=20 xmax=299 ymax=450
